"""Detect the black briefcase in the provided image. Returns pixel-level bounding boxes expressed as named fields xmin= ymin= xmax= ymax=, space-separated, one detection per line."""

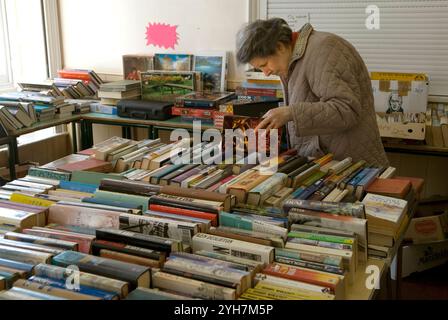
xmin=117 ymin=100 xmax=173 ymax=121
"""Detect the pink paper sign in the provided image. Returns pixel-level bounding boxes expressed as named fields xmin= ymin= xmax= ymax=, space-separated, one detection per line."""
xmin=145 ymin=22 xmax=179 ymax=50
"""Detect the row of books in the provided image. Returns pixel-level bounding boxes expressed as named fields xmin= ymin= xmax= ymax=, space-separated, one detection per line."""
xmin=0 ymin=135 xmax=424 ymax=299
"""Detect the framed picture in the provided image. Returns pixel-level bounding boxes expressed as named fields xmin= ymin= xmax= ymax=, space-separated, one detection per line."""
xmin=123 ymin=55 xmax=154 ymax=81
xmin=193 ymin=51 xmax=228 ymax=92
xmin=154 ymin=53 xmax=193 ymax=72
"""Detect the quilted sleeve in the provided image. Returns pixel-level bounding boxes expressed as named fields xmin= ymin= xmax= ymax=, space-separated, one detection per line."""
xmin=290 ymin=36 xmax=364 ymax=137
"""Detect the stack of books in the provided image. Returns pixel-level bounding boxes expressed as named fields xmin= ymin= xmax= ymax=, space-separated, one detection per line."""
xmin=57 ymin=69 xmax=104 ymax=98
xmin=172 ymin=92 xmax=235 ymax=127
xmin=97 ymin=80 xmax=141 ymax=106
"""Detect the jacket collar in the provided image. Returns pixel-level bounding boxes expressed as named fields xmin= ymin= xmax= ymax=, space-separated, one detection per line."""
xmin=289 ymin=23 xmax=314 ymax=64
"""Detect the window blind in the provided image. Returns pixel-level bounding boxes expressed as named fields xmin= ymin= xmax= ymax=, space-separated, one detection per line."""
xmin=262 ymin=0 xmax=448 ymax=96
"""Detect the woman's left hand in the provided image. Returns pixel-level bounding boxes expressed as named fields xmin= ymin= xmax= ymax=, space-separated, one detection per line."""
xmin=255 ymin=107 xmax=293 ymax=132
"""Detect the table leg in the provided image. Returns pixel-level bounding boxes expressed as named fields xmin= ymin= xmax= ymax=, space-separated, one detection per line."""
xmin=72 ymin=122 xmax=78 ymax=153
xmin=396 ymin=245 xmax=403 ymax=300
xmin=8 ymin=138 xmax=17 ymax=180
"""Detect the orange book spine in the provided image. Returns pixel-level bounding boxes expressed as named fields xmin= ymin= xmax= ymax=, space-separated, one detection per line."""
xmin=149 ymin=204 xmax=218 ymax=227
xmin=263 ymin=264 xmax=339 ymax=292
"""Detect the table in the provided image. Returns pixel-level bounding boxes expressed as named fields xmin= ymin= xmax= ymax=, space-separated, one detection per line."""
xmin=79 ymin=113 xmax=217 ymax=150
xmin=384 ymin=142 xmax=448 ymax=157
xmin=6 ymin=115 xmax=81 ymax=179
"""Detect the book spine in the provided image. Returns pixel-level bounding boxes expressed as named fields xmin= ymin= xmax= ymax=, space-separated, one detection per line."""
xmin=287 ymin=231 xmax=354 ymax=245
xmin=274 ymin=256 xmax=345 ymax=275
xmin=275 ymin=248 xmax=342 ymax=267
xmin=287 ymin=237 xmax=353 ymax=251
xmin=149 ymin=204 xmax=218 ymax=227
xmin=192 ymin=233 xmax=273 ymax=264
xmin=27 ymin=276 xmax=117 ymax=300
xmin=152 ymin=271 xmax=236 ymax=300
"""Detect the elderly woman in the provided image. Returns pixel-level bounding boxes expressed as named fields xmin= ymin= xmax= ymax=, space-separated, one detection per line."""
xmin=236 ymin=19 xmax=389 ymax=167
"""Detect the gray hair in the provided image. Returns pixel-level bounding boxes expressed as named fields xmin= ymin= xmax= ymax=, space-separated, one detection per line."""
xmin=236 ymin=18 xmax=293 ymax=64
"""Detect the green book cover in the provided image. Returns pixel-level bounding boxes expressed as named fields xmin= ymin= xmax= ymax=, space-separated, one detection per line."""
xmin=288 ymin=231 xmax=355 ymax=245
xmin=94 ymin=190 xmax=150 ymax=211
xmin=71 ymin=171 xmax=124 ymax=185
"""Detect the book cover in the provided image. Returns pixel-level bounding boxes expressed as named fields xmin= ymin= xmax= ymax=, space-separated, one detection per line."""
xmin=141 ymin=71 xmax=196 ymax=102
xmin=193 ymin=52 xmax=228 ymax=92
xmin=154 ymin=54 xmax=192 ymax=72
xmin=52 ymin=251 xmax=151 ymax=290
xmin=123 ymin=55 xmax=154 ymax=81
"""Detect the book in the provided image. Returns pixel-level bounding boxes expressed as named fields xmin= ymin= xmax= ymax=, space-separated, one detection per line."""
xmin=193 ymin=52 xmax=228 ymax=92
xmin=141 ymin=71 xmax=196 ymax=102
xmin=365 ymin=178 xmax=412 ymax=199
xmin=288 ymin=209 xmax=367 ymax=263
xmin=13 ymin=279 xmax=101 ymax=300
xmin=119 ymin=213 xmax=198 ymax=246
xmin=99 ymin=250 xmax=161 ymax=268
xmin=152 ymin=271 xmax=236 ymax=300
xmin=23 ymin=227 xmax=95 ymax=254
xmin=0 ymin=244 xmax=53 ymax=265
xmin=52 ymin=251 xmax=151 ymax=290
xmin=246 ymin=173 xmax=287 ymax=206
xmin=125 ymin=287 xmax=190 ymax=300
xmin=91 ymin=240 xmax=164 ymax=262
xmin=263 ymin=263 xmax=344 ymax=298
xmin=0 ymin=207 xmax=46 ymax=229
xmin=95 ymin=228 xmax=182 ymax=254
xmin=163 ymin=254 xmax=251 ymax=295
xmin=27 ymin=276 xmax=118 ymax=300
xmin=219 ymin=211 xmax=288 ymax=240
xmin=48 ymin=204 xmax=121 ymax=230
xmin=4 ymin=232 xmax=79 ymax=251
xmin=176 ymin=91 xmax=234 ymax=108
xmin=123 ymin=55 xmax=154 ymax=81
xmin=283 ymin=199 xmax=366 ymax=218
xmin=33 ymin=263 xmax=129 ymax=298
xmin=94 ymin=190 xmax=151 ymax=212
xmin=192 ymin=233 xmax=274 ymax=264
xmin=362 ymin=193 xmax=408 ymax=236
xmin=70 ymin=171 xmax=124 ymax=185
xmin=227 ymin=170 xmax=271 ymax=203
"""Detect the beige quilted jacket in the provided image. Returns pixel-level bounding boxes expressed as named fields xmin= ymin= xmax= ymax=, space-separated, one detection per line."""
xmin=283 ymin=24 xmax=389 ymax=167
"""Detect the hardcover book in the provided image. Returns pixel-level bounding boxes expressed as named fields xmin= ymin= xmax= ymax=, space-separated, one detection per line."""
xmin=123 ymin=55 xmax=154 ymax=81
xmin=154 ymin=54 xmax=193 ymax=72
xmin=193 ymin=52 xmax=228 ymax=92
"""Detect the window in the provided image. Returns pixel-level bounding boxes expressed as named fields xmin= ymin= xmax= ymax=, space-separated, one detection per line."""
xmin=0 ymin=0 xmax=62 ymax=143
xmin=256 ymin=0 xmax=448 ymax=97
xmin=0 ymin=0 xmax=12 ymax=88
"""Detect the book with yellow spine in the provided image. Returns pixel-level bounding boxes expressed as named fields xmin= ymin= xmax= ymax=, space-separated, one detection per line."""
xmin=10 ymin=193 xmax=56 ymax=207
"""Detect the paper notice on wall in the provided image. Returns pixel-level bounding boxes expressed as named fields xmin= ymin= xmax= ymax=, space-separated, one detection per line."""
xmin=145 ymin=22 xmax=179 ymax=49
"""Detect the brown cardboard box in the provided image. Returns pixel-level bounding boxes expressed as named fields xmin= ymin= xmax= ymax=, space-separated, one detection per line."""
xmin=402 ymin=240 xmax=448 ymax=277
xmin=405 ymin=213 xmax=448 ymax=244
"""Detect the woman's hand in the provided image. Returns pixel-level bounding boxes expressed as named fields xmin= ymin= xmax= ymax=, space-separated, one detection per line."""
xmin=255 ymin=107 xmax=293 ymax=132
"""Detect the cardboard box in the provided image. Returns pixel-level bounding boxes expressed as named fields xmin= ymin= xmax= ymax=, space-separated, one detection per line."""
xmin=405 ymin=213 xmax=448 ymax=244
xmin=371 ymin=72 xmax=429 ymax=114
xmin=377 ymin=120 xmax=426 ymax=140
xmin=401 ymin=240 xmax=448 ymax=277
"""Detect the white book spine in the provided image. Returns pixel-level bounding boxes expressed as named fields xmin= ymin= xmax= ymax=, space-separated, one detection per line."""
xmin=192 ymin=233 xmax=274 ymax=264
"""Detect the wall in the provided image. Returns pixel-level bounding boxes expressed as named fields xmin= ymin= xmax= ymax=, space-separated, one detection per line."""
xmin=58 ymin=0 xmax=249 ymax=84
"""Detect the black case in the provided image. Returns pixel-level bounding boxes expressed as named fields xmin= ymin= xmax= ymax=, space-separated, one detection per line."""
xmin=117 ymin=100 xmax=173 ymax=120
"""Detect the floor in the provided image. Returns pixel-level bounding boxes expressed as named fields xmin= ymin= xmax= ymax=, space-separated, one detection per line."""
xmin=399 ymin=262 xmax=448 ymax=300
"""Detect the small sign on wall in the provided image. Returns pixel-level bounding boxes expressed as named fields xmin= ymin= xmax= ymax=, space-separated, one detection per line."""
xmin=145 ymin=22 xmax=179 ymax=50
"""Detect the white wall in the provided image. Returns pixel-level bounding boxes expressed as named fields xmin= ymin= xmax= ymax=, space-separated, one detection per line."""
xmin=59 ymin=0 xmax=250 ymax=85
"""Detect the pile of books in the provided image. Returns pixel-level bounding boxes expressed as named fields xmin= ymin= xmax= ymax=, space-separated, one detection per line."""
xmin=0 ymin=136 xmax=424 ymax=300
xmin=56 ymin=69 xmax=104 ymax=99
xmin=0 ymin=92 xmax=64 ymax=126
xmin=172 ymin=92 xmax=235 ymax=127
xmin=97 ymin=80 xmax=141 ymax=107
xmin=235 ymin=69 xmax=283 ymax=102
